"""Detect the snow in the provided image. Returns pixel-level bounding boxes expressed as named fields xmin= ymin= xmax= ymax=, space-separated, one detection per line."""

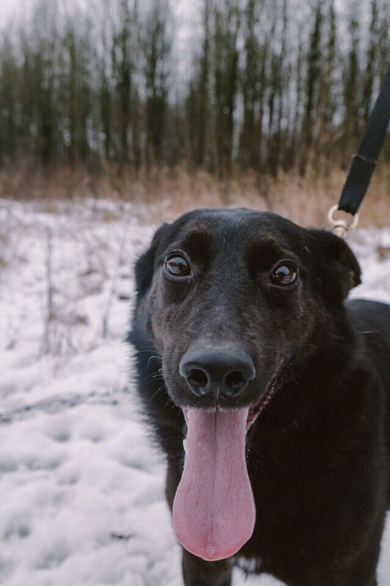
xmin=0 ymin=198 xmax=389 ymax=586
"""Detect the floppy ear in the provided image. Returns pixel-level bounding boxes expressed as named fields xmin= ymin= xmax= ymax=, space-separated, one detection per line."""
xmin=306 ymin=229 xmax=361 ymax=301
xmin=134 ymin=223 xmax=169 ymax=298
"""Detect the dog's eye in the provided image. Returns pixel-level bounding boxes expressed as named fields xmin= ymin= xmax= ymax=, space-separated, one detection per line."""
xmin=270 ymin=262 xmax=298 ymax=287
xmin=165 ymin=255 xmax=190 ymax=277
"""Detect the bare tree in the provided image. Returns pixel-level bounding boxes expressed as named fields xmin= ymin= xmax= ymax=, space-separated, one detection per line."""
xmin=144 ymin=0 xmax=171 ymax=168
xmin=212 ymin=0 xmax=240 ymax=177
xmin=0 ymin=0 xmax=389 ymax=183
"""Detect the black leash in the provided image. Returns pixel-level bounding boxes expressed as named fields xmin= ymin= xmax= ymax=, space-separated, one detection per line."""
xmin=329 ymin=65 xmax=390 ymax=237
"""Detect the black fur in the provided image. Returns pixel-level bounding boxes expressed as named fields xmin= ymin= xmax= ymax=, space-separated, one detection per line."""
xmin=129 ymin=208 xmax=390 ymax=586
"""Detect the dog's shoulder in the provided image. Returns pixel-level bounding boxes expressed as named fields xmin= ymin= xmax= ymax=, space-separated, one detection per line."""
xmin=347 ymin=298 xmax=390 ymax=389
xmin=347 ymin=298 xmax=390 ymax=339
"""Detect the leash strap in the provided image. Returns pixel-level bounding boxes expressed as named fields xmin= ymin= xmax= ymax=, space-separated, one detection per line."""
xmin=338 ymin=65 xmax=390 ymax=216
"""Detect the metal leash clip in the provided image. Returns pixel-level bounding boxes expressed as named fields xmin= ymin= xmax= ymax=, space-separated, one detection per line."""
xmin=327 ymin=205 xmax=359 ymax=239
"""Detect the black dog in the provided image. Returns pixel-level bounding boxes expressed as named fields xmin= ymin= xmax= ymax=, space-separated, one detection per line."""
xmin=129 ymin=208 xmax=390 ymax=586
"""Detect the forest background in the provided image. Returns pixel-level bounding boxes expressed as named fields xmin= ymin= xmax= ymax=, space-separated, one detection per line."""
xmin=0 ymin=0 xmax=389 ymax=225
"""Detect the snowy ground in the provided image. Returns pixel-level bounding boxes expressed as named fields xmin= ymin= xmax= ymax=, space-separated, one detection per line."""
xmin=0 ymin=198 xmax=390 ymax=586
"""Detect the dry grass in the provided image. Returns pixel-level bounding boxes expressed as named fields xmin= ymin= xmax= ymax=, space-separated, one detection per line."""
xmin=0 ymin=162 xmax=389 ymax=228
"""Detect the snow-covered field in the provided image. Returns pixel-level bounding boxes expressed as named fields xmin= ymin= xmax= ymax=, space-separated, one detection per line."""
xmin=0 ymin=198 xmax=390 ymax=586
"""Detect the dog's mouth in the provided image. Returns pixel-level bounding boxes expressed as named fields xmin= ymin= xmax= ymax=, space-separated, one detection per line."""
xmin=246 ymin=381 xmax=277 ymax=430
xmin=172 ymin=369 xmax=284 ymax=563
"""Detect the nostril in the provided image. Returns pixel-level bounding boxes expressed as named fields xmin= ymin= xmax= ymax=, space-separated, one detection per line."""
xmin=225 ymin=371 xmax=246 ymax=390
xmin=188 ymin=369 xmax=208 ymax=389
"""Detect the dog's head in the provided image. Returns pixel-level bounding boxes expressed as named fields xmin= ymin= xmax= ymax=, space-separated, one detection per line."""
xmin=130 ymin=208 xmax=361 ymax=561
xmin=132 ymin=208 xmax=360 ymax=411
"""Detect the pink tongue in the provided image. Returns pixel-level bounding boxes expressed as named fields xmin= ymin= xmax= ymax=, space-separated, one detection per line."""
xmin=172 ymin=408 xmax=256 ymax=561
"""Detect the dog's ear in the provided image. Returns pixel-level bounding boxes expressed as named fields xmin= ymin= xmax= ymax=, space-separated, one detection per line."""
xmin=134 ymin=223 xmax=169 ymax=297
xmin=306 ymin=229 xmax=361 ymax=301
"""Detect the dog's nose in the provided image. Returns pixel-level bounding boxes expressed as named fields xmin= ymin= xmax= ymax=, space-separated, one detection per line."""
xmin=179 ymin=344 xmax=255 ymax=400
